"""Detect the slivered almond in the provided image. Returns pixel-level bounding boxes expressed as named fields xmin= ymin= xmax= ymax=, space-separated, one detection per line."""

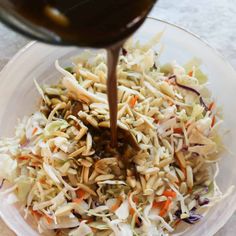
xmin=166 ymin=172 xmax=179 ymax=183
xmin=83 ymin=167 xmax=90 ymax=183
xmin=156 ymin=186 xmax=165 ymax=196
xmin=144 ymin=189 xmax=154 ymax=195
xmin=81 ymin=159 xmax=93 ymax=168
xmin=152 ymin=178 xmax=163 ymax=190
xmin=69 ymin=146 xmax=86 ymax=158
xmin=95 ymin=174 xmax=115 ymax=182
xmin=176 ymin=151 xmax=186 ymax=168
xmin=55 ymin=204 xmax=74 ymax=217
xmin=146 ymin=174 xmax=157 ymax=189
xmin=77 ymin=183 xmax=97 ymax=196
xmin=186 ymin=165 xmax=193 ymax=189
xmin=140 ymin=175 xmax=146 ymax=191
xmin=127 ymin=176 xmax=136 ymax=188
xmin=179 ymin=182 xmax=187 ymax=195
xmin=158 ymin=158 xmax=172 ymax=168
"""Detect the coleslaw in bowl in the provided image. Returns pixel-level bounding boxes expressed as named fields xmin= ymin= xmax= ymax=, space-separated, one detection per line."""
xmin=0 ymin=18 xmax=236 ymax=236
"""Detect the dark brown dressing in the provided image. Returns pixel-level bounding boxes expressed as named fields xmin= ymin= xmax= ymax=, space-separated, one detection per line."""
xmin=2 ymin=0 xmax=156 ymax=146
xmin=107 ymin=44 xmax=122 ymax=147
xmin=90 ymin=127 xmax=140 ymax=178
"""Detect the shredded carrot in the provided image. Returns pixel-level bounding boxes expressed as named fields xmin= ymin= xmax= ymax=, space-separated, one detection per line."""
xmin=53 ymin=146 xmax=59 ymax=153
xmin=39 ymin=178 xmax=50 ymax=187
xmin=129 ymin=207 xmax=135 ymax=216
xmin=152 ymin=200 xmax=165 ymax=209
xmin=73 ymin=198 xmax=83 ymax=204
xmin=208 ymin=102 xmax=215 ymax=111
xmin=173 ymin=127 xmax=183 ymax=134
xmin=31 ymin=210 xmax=43 ymax=218
xmin=159 ymin=208 xmax=166 ymax=217
xmin=211 ymin=115 xmax=216 ymax=127
xmin=133 ymin=196 xmax=139 ymax=204
xmin=73 ymin=189 xmax=86 ymax=204
xmin=188 ymin=71 xmax=193 ymax=77
xmin=32 ymin=127 xmax=38 ymax=136
xmin=30 ymin=161 xmax=41 ymax=167
xmin=162 ymin=190 xmax=177 ymax=198
xmin=18 ymin=156 xmax=29 ymax=161
xmin=45 ymin=215 xmax=53 ymax=224
xmin=110 ymin=198 xmax=122 ymax=212
xmin=159 ymin=199 xmax=171 ymax=217
xmin=39 ymin=178 xmax=46 ymax=184
xmin=129 ymin=95 xmax=138 ymax=108
xmin=163 ymin=199 xmax=171 ymax=210
xmin=153 ymin=117 xmax=159 ymax=124
xmin=173 ymin=219 xmax=181 ymax=227
xmin=152 ymin=201 xmax=159 ymax=208
xmin=76 ymin=189 xmax=85 ymax=198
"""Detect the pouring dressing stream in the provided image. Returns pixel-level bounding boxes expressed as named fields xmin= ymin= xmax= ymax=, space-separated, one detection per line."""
xmin=0 ymin=0 xmax=157 ymax=146
xmin=107 ymin=44 xmax=123 ymax=147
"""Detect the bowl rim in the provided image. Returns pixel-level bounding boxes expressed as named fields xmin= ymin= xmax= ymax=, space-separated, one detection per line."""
xmin=1 ymin=17 xmax=236 ymax=80
xmin=0 ymin=16 xmax=236 ymax=236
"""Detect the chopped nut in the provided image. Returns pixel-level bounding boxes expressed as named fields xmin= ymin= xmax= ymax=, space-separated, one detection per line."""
xmin=81 ymin=159 xmax=93 ymax=168
xmin=127 ymin=176 xmax=136 ymax=188
xmin=186 ymin=165 xmax=193 ymax=189
xmin=95 ymin=174 xmax=115 ymax=182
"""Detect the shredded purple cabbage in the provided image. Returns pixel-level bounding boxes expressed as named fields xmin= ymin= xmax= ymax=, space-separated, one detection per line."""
xmin=198 ymin=197 xmax=210 ymax=206
xmin=175 ymin=209 xmax=202 ymax=224
xmin=194 ymin=186 xmax=209 ymax=200
xmin=183 ymin=213 xmax=202 ymax=224
xmin=168 ymin=75 xmax=208 ymax=111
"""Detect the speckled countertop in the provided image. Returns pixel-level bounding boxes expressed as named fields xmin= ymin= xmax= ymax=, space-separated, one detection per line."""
xmin=0 ymin=0 xmax=235 ymax=235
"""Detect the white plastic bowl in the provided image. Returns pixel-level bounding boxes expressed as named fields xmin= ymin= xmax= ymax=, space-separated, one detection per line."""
xmin=0 ymin=18 xmax=236 ymax=236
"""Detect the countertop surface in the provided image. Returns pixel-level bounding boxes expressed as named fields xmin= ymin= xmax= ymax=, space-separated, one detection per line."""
xmin=0 ymin=0 xmax=235 ymax=235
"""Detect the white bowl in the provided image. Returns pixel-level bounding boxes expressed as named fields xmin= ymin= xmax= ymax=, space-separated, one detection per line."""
xmin=0 ymin=18 xmax=236 ymax=236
